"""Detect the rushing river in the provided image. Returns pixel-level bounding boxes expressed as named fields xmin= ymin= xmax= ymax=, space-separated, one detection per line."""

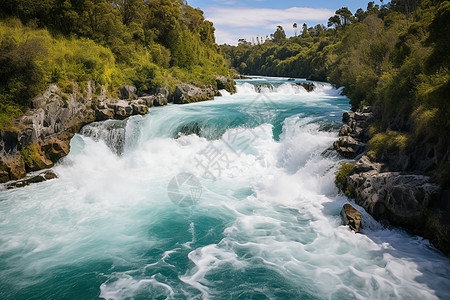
xmin=1 ymin=77 xmax=449 ymax=299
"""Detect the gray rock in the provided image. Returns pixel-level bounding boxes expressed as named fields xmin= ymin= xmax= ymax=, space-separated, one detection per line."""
xmin=103 ymin=99 xmax=148 ymax=120
xmin=153 ymin=94 xmax=168 ymax=106
xmin=157 ymin=87 xmax=170 ymax=99
xmin=340 ymin=203 xmax=362 ymax=232
xmin=295 ymin=82 xmax=315 ymax=92
xmin=120 ymin=85 xmax=137 ymax=100
xmin=335 ymin=105 xmax=450 ymax=255
xmin=351 ymin=155 xmax=382 ymax=173
xmin=335 ymin=107 xmax=372 ymax=158
xmin=214 ymin=75 xmax=236 ymax=93
xmin=5 ymin=170 xmax=57 ymax=189
xmin=361 ymin=106 xmax=372 ymax=114
xmin=339 ymin=124 xmax=352 ymax=137
xmin=86 ymin=81 xmax=94 ymax=101
xmin=344 ymin=156 xmax=449 ymax=255
xmin=348 ymin=171 xmax=441 ymax=222
xmin=354 ymin=112 xmax=374 ymax=121
xmin=342 ymin=111 xmax=355 ymax=123
xmin=96 ymin=107 xmax=115 ymax=121
xmin=333 ymin=136 xmax=361 ymax=158
xmin=172 ymin=85 xmax=214 ymax=104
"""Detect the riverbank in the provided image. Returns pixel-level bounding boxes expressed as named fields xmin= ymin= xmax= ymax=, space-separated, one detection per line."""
xmin=1 ymin=77 xmax=449 ymax=299
xmin=0 ymin=77 xmax=235 ymax=183
xmin=334 ymin=108 xmax=450 ymax=256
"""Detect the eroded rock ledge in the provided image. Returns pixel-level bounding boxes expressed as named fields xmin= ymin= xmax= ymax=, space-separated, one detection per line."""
xmin=0 ymin=80 xmax=232 ymax=183
xmin=335 ymin=108 xmax=450 ymax=256
xmin=333 ymin=107 xmax=373 ymax=158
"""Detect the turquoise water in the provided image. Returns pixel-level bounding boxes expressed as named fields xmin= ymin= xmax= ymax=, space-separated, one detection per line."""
xmin=1 ymin=77 xmax=449 ymax=299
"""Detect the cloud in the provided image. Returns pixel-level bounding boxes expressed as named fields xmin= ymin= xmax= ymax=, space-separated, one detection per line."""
xmin=214 ymin=27 xmax=266 ymax=45
xmin=207 ymin=6 xmax=334 ymax=28
xmin=204 ymin=6 xmax=335 ymax=44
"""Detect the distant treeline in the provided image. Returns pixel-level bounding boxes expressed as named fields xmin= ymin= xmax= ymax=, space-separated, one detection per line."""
xmin=0 ymin=0 xmax=230 ymax=128
xmin=221 ymin=0 xmax=449 ymax=186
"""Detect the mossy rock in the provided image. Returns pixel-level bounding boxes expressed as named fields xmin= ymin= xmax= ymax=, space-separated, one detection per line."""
xmin=20 ymin=144 xmax=53 ymax=172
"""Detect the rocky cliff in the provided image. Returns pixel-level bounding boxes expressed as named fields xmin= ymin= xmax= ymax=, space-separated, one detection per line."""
xmin=0 ymin=79 xmax=233 ymax=183
xmin=335 ymin=108 xmax=450 ymax=256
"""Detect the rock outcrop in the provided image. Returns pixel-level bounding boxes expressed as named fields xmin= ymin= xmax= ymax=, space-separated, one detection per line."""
xmin=340 ymin=203 xmax=362 ymax=233
xmin=4 ymin=170 xmax=57 ymax=189
xmin=0 ymin=84 xmax=96 ymax=182
xmin=335 ymin=108 xmax=450 ymax=255
xmin=96 ymin=99 xmax=149 ymax=121
xmin=120 ymin=85 xmax=138 ymax=100
xmin=333 ymin=107 xmax=373 ymax=158
xmin=343 ymin=155 xmax=449 ymax=255
xmin=171 ymin=85 xmax=218 ymax=104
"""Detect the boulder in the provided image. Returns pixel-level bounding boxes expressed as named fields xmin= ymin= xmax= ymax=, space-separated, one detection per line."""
xmin=361 ymin=106 xmax=372 ymax=114
xmin=348 ymin=170 xmax=441 ymax=223
xmin=333 ymin=136 xmax=361 ymax=158
xmin=335 ymin=107 xmax=373 ymax=158
xmin=342 ymin=111 xmax=355 ymax=123
xmin=95 ymin=107 xmax=115 ymax=121
xmin=340 ymin=203 xmax=362 ymax=232
xmin=40 ymin=138 xmax=70 ymax=163
xmin=215 ymin=75 xmax=236 ymax=93
xmin=157 ymin=87 xmax=170 ymax=98
xmin=112 ymin=100 xmax=134 ymax=119
xmin=43 ymin=170 xmax=58 ymax=180
xmin=153 ymin=94 xmax=168 ymax=106
xmin=338 ymin=124 xmax=352 ymax=137
xmin=172 ymin=85 xmax=214 ymax=104
xmin=120 ymin=85 xmax=137 ymax=100
xmin=354 ymin=112 xmax=374 ymax=122
xmin=0 ymin=156 xmax=26 ymax=182
xmin=351 ymin=155 xmax=382 ymax=173
xmin=5 ymin=170 xmax=57 ymax=189
xmin=296 ymin=82 xmax=315 ymax=92
xmin=138 ymin=89 xmax=169 ymax=107
xmin=131 ymin=100 xmax=149 ymax=115
xmin=103 ymin=99 xmax=148 ymax=120
xmin=233 ymin=74 xmax=251 ymax=79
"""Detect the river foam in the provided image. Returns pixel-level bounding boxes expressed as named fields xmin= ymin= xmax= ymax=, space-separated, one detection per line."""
xmin=0 ymin=78 xmax=449 ymax=299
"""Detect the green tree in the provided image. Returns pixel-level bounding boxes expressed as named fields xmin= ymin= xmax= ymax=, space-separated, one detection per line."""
xmin=301 ymin=23 xmax=309 ymax=37
xmin=273 ymin=25 xmax=286 ymax=43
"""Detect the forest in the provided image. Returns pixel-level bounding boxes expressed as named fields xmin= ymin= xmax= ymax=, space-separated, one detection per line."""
xmin=221 ymin=0 xmax=450 ymax=186
xmin=0 ymin=0 xmax=230 ymax=129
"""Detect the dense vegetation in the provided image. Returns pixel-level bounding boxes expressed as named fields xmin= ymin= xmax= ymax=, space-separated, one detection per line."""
xmin=0 ymin=0 xmax=231 ymax=128
xmin=222 ymin=0 xmax=450 ymax=186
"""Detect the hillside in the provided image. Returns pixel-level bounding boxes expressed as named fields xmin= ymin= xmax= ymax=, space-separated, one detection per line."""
xmin=0 ymin=0 xmax=233 ymax=129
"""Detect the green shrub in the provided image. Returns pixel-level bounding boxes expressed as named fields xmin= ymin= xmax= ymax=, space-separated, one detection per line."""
xmin=335 ymin=163 xmax=355 ymax=197
xmin=0 ymin=102 xmax=23 ymax=131
xmin=367 ymin=131 xmax=410 ymax=159
xmin=20 ymin=144 xmax=41 ymax=168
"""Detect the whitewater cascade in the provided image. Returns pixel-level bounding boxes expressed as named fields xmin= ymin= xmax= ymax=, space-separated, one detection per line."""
xmin=0 ymin=77 xmax=449 ymax=299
